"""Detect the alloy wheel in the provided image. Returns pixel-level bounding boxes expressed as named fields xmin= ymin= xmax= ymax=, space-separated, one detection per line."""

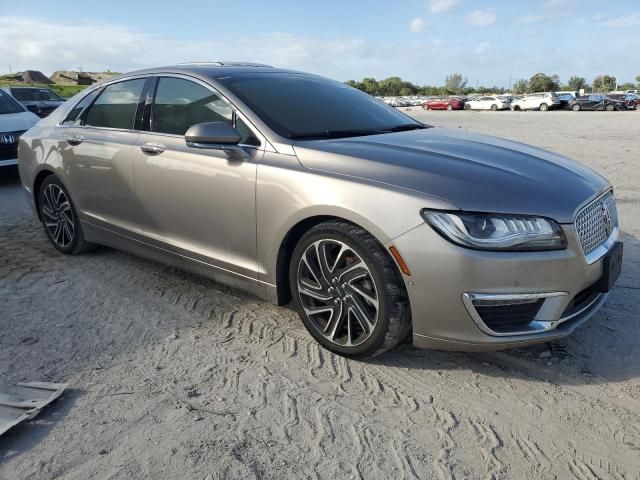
xmin=296 ymin=239 xmax=379 ymax=347
xmin=42 ymin=184 xmax=75 ymax=248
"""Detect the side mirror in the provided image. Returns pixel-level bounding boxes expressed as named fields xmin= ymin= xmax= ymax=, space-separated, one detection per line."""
xmin=185 ymin=122 xmax=248 ymax=160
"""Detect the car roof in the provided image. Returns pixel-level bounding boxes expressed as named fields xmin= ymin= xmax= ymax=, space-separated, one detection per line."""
xmin=106 ymin=62 xmax=305 ymax=84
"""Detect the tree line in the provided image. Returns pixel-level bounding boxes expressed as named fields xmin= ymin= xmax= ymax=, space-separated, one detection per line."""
xmin=345 ymin=73 xmax=640 ymax=96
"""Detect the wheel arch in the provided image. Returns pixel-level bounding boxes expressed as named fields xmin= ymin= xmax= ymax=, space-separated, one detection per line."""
xmin=32 ymin=169 xmax=56 ymax=220
xmin=273 ymin=212 xmax=405 ymax=306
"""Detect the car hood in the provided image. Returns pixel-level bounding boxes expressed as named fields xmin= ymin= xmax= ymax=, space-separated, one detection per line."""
xmin=0 ymin=111 xmax=40 ymax=132
xmin=293 ymin=127 xmax=608 ymax=223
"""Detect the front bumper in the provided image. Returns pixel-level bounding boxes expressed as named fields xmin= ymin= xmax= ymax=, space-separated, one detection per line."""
xmin=391 ymin=222 xmax=614 ymax=351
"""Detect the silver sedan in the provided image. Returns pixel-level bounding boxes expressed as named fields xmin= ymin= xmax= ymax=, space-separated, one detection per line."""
xmin=18 ymin=62 xmax=622 ymax=357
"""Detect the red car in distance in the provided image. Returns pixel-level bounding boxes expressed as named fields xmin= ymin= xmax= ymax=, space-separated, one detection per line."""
xmin=423 ymin=97 xmax=465 ymax=111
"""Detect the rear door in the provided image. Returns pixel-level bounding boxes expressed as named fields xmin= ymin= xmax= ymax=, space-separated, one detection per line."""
xmin=59 ymin=77 xmax=149 ymax=239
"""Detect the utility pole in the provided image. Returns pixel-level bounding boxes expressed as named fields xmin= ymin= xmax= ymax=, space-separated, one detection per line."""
xmin=8 ymin=65 xmax=12 ymax=74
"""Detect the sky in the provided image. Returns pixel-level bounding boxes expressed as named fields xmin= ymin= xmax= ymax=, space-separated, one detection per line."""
xmin=0 ymin=0 xmax=639 ymax=87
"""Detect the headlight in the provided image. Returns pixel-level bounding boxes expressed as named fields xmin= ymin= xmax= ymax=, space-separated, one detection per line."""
xmin=421 ymin=210 xmax=566 ymax=251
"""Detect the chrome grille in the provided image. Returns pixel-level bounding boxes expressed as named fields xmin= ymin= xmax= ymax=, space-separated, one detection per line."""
xmin=575 ymin=191 xmax=618 ymax=255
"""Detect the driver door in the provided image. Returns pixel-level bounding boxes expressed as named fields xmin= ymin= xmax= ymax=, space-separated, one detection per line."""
xmin=132 ymin=76 xmax=264 ymax=282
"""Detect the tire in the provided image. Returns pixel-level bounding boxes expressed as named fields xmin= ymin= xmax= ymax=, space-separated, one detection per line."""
xmin=512 ymin=105 xmax=521 ymax=111
xmin=464 ymin=103 xmax=471 ymax=110
xmin=289 ymin=220 xmax=411 ymax=358
xmin=491 ymin=104 xmax=498 ymax=111
xmin=446 ymin=104 xmax=453 ymax=111
xmin=605 ymin=104 xmax=615 ymax=111
xmin=38 ymin=175 xmax=93 ymax=255
xmin=423 ymin=104 xmax=430 ymax=110
xmin=572 ymin=104 xmax=581 ymax=112
xmin=539 ymin=103 xmax=549 ymax=111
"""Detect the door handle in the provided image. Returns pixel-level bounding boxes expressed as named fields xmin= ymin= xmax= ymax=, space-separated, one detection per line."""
xmin=66 ymin=135 xmax=84 ymax=146
xmin=140 ymin=142 xmax=166 ymax=155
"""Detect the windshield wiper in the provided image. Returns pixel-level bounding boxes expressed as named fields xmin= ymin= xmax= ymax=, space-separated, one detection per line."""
xmin=288 ymin=124 xmax=429 ymax=140
xmin=385 ymin=123 xmax=428 ymax=132
xmin=288 ymin=129 xmax=386 ymax=139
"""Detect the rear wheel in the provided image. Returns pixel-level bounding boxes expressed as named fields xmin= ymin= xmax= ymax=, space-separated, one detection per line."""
xmin=572 ymin=104 xmax=581 ymax=111
xmin=289 ymin=221 xmax=411 ymax=358
xmin=446 ymin=104 xmax=453 ymax=111
xmin=539 ymin=103 xmax=549 ymax=111
xmin=605 ymin=103 xmax=615 ymax=111
xmin=38 ymin=175 xmax=92 ymax=255
xmin=464 ymin=103 xmax=471 ymax=110
xmin=491 ymin=104 xmax=498 ymax=111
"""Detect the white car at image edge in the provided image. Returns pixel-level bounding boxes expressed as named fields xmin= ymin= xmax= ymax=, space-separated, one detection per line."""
xmin=463 ymin=96 xmax=509 ymax=111
xmin=0 ymin=89 xmax=40 ymax=167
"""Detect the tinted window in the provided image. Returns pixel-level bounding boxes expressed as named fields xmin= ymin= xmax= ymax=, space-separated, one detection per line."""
xmin=0 ymin=90 xmax=25 ymax=114
xmin=217 ymin=73 xmax=420 ymax=138
xmin=62 ymin=89 xmax=101 ymax=126
xmin=84 ymin=79 xmax=145 ymax=130
xmin=151 ymin=78 xmax=233 ymax=136
xmin=11 ymin=88 xmax=62 ymax=101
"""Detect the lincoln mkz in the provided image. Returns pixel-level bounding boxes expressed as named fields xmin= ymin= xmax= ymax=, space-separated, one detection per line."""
xmin=18 ymin=63 xmax=622 ymax=357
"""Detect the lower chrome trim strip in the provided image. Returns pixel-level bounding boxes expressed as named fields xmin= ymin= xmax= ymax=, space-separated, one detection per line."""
xmin=462 ymin=291 xmax=605 ymax=337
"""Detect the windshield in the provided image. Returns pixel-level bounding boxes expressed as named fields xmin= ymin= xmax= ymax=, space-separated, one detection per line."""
xmin=217 ymin=73 xmax=424 ymax=139
xmin=0 ymin=90 xmax=25 ymax=114
xmin=11 ymin=87 xmax=62 ymax=102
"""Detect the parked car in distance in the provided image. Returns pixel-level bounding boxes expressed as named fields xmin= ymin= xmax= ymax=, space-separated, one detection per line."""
xmin=555 ymin=92 xmax=577 ymax=109
xmin=464 ymin=96 xmax=509 ymax=111
xmin=607 ymin=93 xmax=638 ymax=110
xmin=0 ymin=86 xmax=65 ymax=118
xmin=510 ymin=92 xmax=561 ymax=111
xmin=0 ymin=89 xmax=40 ymax=167
xmin=18 ymin=62 xmax=622 ymax=357
xmin=569 ymin=94 xmax=625 ymax=111
xmin=423 ymin=97 xmax=465 ymax=111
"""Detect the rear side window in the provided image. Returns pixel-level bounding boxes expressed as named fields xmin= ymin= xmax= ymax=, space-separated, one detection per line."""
xmin=84 ymin=79 xmax=145 ymax=130
xmin=62 ymin=89 xmax=101 ymax=126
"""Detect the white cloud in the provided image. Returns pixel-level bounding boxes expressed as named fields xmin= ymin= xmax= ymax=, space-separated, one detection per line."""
xmin=465 ymin=9 xmax=497 ymax=27
xmin=517 ymin=14 xmax=544 ymax=24
xmin=598 ymin=13 xmax=640 ymax=27
xmin=409 ymin=17 xmax=427 ymax=33
xmin=428 ymin=0 xmax=459 ymax=13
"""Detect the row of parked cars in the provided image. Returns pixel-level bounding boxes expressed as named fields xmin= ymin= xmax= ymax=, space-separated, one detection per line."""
xmin=422 ymin=91 xmax=640 ymax=112
xmin=0 ymin=86 xmax=66 ymax=167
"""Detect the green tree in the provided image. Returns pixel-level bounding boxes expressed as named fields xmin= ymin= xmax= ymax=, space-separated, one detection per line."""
xmin=636 ymin=75 xmax=640 ymax=86
xmin=567 ymin=76 xmax=587 ymax=91
xmin=619 ymin=82 xmax=635 ymax=91
xmin=512 ymin=79 xmax=528 ymax=94
xmin=444 ymin=73 xmax=468 ymax=95
xmin=528 ymin=73 xmax=560 ymax=93
xmin=592 ymin=75 xmax=616 ymax=92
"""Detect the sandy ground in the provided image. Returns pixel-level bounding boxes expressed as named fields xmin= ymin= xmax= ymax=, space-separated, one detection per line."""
xmin=1 ymin=110 xmax=639 ymax=480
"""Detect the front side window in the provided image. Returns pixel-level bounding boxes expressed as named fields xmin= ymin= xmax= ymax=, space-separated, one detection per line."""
xmin=151 ymin=78 xmax=233 ymax=136
xmin=0 ymin=90 xmax=25 ymax=114
xmin=151 ymin=77 xmax=259 ymax=145
xmin=84 ymin=79 xmax=146 ymax=130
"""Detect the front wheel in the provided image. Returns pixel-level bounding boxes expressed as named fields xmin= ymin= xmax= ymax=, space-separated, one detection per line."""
xmin=38 ymin=175 xmax=93 ymax=255
xmin=605 ymin=104 xmax=615 ymax=111
xmin=572 ymin=104 xmax=581 ymax=111
xmin=491 ymin=104 xmax=498 ymax=111
xmin=539 ymin=103 xmax=549 ymax=111
xmin=446 ymin=104 xmax=453 ymax=111
xmin=464 ymin=103 xmax=471 ymax=110
xmin=290 ymin=221 xmax=411 ymax=358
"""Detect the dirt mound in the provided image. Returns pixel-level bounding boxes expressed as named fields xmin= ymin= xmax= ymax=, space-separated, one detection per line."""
xmin=0 ymin=70 xmax=52 ymax=84
xmin=49 ymin=70 xmax=120 ymax=85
